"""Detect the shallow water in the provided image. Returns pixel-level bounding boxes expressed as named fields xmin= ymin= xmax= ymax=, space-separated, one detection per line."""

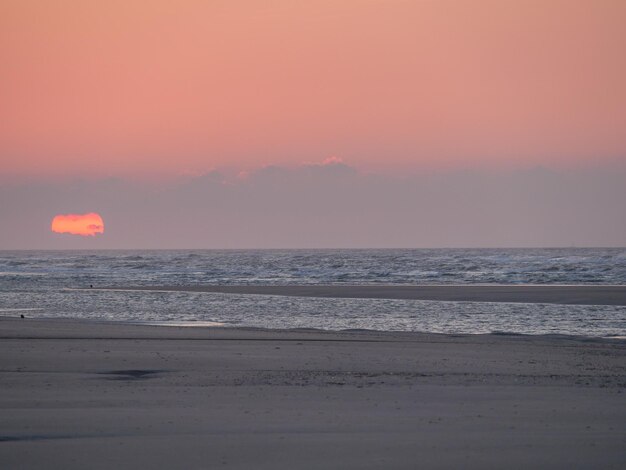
xmin=1 ymin=249 xmax=625 ymax=336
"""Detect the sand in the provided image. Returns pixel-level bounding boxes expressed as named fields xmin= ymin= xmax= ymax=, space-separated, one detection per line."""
xmin=95 ymin=284 xmax=626 ymax=305
xmin=1 ymin=317 xmax=625 ymax=469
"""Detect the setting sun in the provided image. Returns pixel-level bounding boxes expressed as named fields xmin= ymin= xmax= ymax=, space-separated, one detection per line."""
xmin=51 ymin=213 xmax=104 ymax=236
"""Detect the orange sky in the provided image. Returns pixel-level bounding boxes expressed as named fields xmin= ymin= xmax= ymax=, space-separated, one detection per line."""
xmin=1 ymin=0 xmax=625 ymax=178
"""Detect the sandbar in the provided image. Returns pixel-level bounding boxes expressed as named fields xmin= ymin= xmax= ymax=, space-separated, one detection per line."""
xmin=95 ymin=284 xmax=626 ymax=305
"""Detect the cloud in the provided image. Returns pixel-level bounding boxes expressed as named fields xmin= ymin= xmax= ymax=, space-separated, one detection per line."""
xmin=51 ymin=213 xmax=104 ymax=236
xmin=320 ymin=156 xmax=344 ymax=166
xmin=301 ymin=157 xmax=357 ymax=177
xmin=1 ymin=162 xmax=625 ymax=248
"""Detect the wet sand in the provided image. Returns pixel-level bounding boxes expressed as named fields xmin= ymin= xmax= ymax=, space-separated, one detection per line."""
xmin=1 ymin=317 xmax=625 ymax=469
xmin=98 ymin=284 xmax=626 ymax=305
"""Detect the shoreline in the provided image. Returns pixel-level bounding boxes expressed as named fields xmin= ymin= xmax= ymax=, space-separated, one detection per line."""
xmin=3 ymin=314 xmax=625 ymax=341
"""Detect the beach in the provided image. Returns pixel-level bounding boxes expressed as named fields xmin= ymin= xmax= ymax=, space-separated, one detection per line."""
xmin=1 ymin=317 xmax=625 ymax=469
xmin=3 ymin=0 xmax=625 ymax=466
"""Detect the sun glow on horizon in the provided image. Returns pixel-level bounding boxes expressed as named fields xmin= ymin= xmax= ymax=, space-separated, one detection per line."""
xmin=51 ymin=213 xmax=104 ymax=237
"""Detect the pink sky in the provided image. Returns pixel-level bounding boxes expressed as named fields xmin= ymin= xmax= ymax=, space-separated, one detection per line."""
xmin=1 ymin=0 xmax=625 ymax=178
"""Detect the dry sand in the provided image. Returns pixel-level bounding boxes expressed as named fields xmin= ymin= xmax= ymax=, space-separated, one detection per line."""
xmin=1 ymin=317 xmax=625 ymax=469
xmin=96 ymin=284 xmax=626 ymax=306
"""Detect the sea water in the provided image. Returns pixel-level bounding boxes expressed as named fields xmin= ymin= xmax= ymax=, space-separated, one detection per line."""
xmin=1 ymin=248 xmax=625 ymax=336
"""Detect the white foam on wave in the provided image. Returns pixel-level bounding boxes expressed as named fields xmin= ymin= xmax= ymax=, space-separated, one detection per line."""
xmin=0 ymin=272 xmax=47 ymax=276
xmin=0 ymin=308 xmax=45 ymax=312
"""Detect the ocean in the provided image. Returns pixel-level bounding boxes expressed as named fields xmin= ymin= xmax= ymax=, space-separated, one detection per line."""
xmin=1 ymin=248 xmax=625 ymax=336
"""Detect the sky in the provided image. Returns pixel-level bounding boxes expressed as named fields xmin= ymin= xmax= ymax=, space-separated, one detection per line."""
xmin=1 ymin=0 xmax=625 ymax=248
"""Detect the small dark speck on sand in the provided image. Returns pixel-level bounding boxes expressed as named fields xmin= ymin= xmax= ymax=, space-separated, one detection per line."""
xmin=99 ymin=370 xmax=164 ymax=380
